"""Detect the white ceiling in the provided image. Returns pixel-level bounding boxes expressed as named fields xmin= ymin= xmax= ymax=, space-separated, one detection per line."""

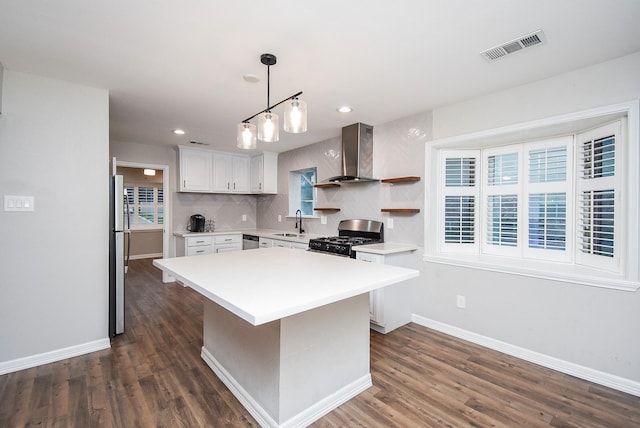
xmin=1 ymin=1 xmax=639 ymax=154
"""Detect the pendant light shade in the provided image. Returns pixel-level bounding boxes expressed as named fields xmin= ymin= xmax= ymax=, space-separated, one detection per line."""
xmin=258 ymin=111 xmax=279 ymax=142
xmin=236 ymin=53 xmax=307 ymax=149
xmin=237 ymin=122 xmax=257 ymax=149
xmin=284 ymin=97 xmax=307 ymax=133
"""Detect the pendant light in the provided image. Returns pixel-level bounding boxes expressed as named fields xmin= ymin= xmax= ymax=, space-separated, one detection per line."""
xmin=237 ymin=53 xmax=307 ymax=149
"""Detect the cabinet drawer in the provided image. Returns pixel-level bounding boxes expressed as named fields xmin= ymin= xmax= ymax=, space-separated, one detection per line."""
xmin=186 ymin=236 xmax=213 ymax=247
xmin=356 ymin=252 xmax=384 ymax=264
xmin=214 ymin=234 xmax=241 ymax=245
xmin=186 ymin=246 xmax=213 ymax=256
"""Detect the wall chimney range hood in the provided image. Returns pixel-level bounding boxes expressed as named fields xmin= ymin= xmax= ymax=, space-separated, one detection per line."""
xmin=325 ymin=123 xmax=377 ymax=183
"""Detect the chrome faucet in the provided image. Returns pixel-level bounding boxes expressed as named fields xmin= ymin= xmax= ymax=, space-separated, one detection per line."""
xmin=295 ymin=209 xmax=305 ymax=234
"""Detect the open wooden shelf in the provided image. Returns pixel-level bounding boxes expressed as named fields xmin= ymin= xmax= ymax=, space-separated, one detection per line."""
xmin=313 ymin=183 xmax=340 ymax=188
xmin=313 ymin=208 xmax=341 ymax=212
xmin=380 ymin=176 xmax=421 ymax=184
xmin=381 ymin=208 xmax=421 ymax=214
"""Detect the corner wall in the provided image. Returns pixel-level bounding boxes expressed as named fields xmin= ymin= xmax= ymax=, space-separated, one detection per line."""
xmin=0 ymin=70 xmax=109 ymax=368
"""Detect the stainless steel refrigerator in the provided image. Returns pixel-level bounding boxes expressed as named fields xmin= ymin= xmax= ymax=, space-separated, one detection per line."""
xmin=109 ymin=174 xmax=130 ymax=337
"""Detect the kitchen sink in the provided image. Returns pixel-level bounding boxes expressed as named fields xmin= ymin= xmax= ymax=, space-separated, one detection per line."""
xmin=273 ymin=233 xmax=301 ymax=237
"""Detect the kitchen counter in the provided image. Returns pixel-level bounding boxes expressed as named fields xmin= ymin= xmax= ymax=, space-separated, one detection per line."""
xmin=353 ymin=242 xmax=418 ymax=255
xmin=153 ymin=248 xmax=419 ymax=427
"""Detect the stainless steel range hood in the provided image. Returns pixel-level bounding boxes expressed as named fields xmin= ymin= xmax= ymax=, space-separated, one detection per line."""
xmin=325 ymin=123 xmax=377 ymax=183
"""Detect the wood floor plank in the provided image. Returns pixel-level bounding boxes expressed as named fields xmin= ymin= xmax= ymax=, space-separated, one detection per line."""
xmin=1 ymin=258 xmax=638 ymax=427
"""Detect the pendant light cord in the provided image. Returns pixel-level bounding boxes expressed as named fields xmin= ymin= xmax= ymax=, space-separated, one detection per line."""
xmin=266 ymin=64 xmax=271 ymax=112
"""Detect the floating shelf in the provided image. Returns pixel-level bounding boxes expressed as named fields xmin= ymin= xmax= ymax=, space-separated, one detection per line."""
xmin=380 ymin=176 xmax=421 ymax=184
xmin=313 ymin=183 xmax=340 ymax=188
xmin=314 ymin=208 xmax=341 ymax=212
xmin=381 ymin=208 xmax=421 ymax=214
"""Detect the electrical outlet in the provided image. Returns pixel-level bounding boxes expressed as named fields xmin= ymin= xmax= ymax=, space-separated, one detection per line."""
xmin=278 ymin=214 xmax=282 ymax=222
xmin=321 ymin=215 xmax=327 ymax=225
xmin=387 ymin=218 xmax=394 ymax=229
xmin=456 ymin=295 xmax=466 ymax=309
xmin=242 ymin=214 xmax=247 ymax=222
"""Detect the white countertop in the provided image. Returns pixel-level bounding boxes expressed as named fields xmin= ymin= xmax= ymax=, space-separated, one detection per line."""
xmin=353 ymin=242 xmax=418 ymax=255
xmin=153 ymin=247 xmax=419 ymax=326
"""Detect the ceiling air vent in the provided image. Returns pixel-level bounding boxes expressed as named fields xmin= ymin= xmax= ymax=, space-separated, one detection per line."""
xmin=481 ymin=30 xmax=545 ymax=62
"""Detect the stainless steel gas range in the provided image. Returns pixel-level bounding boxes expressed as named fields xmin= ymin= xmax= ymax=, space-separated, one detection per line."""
xmin=308 ymin=219 xmax=384 ymax=258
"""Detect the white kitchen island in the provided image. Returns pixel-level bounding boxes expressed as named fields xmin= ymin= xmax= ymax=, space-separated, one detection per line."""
xmin=153 ymin=247 xmax=419 ymax=428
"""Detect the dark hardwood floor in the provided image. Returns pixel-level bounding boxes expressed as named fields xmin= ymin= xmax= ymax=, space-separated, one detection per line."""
xmin=1 ymin=258 xmax=638 ymax=427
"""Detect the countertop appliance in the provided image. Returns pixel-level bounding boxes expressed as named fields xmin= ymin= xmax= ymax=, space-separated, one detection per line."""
xmin=243 ymin=234 xmax=260 ymax=250
xmin=308 ymin=219 xmax=384 ymax=258
xmin=109 ymin=174 xmax=130 ymax=337
xmin=188 ymin=214 xmax=206 ymax=232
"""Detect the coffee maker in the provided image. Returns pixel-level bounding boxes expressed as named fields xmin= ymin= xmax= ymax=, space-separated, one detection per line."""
xmin=187 ymin=214 xmax=206 ymax=232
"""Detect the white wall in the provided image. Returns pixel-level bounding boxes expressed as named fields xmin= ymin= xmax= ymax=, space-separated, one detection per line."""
xmin=421 ymin=52 xmax=640 ymax=388
xmin=0 ymin=70 xmax=109 ymax=367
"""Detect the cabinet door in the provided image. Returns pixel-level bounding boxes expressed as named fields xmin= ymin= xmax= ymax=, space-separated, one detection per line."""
xmin=212 ymin=153 xmax=232 ymax=192
xmin=356 ymin=252 xmax=385 ymax=325
xmin=250 ymin=155 xmax=264 ymax=193
xmin=180 ymin=148 xmax=211 ymax=192
xmin=232 ymin=156 xmax=249 ymax=193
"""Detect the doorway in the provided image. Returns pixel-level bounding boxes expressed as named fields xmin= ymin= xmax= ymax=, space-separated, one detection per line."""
xmin=116 ymin=161 xmax=171 ymax=281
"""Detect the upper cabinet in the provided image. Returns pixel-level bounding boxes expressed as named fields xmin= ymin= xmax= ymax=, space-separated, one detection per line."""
xmin=250 ymin=152 xmax=278 ymax=194
xmin=212 ymin=153 xmax=249 ymax=193
xmin=179 ymin=147 xmax=212 ymax=192
xmin=178 ymin=146 xmax=277 ymax=195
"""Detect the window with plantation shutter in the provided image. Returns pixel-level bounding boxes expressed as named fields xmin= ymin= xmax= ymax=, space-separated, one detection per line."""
xmin=124 ymin=184 xmax=164 ymax=229
xmin=429 ymin=103 xmax=638 ymax=290
xmin=438 ymin=123 xmax=622 ymax=266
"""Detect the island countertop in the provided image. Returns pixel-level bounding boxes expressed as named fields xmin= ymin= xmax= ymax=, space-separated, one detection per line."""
xmin=153 ymin=247 xmax=419 ymax=326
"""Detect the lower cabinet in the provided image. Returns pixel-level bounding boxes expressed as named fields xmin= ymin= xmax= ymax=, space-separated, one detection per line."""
xmin=213 ymin=234 xmax=242 ymax=252
xmin=259 ymin=237 xmax=308 ymax=250
xmin=356 ymin=251 xmax=413 ymax=334
xmin=177 ymin=234 xmax=241 ymax=257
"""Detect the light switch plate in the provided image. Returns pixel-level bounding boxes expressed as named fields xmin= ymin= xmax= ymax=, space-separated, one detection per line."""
xmin=4 ymin=195 xmax=35 ymax=212
xmin=321 ymin=215 xmax=327 ymax=225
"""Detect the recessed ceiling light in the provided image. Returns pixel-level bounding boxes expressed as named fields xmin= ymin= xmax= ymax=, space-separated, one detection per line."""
xmin=173 ymin=129 xmax=185 ymax=135
xmin=243 ymin=74 xmax=260 ymax=83
xmin=337 ymin=106 xmax=353 ymax=113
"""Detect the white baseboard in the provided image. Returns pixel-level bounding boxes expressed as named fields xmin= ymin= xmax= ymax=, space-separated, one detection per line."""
xmin=129 ymin=253 xmax=162 ymax=260
xmin=0 ymin=338 xmax=111 ymax=375
xmin=411 ymin=315 xmax=640 ymax=397
xmin=201 ymin=346 xmax=372 ymax=428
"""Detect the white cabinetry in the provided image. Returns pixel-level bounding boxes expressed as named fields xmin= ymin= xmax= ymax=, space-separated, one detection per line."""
xmin=356 ymin=250 xmax=413 ymax=334
xmin=176 ymin=233 xmax=242 ymax=257
xmin=259 ymin=237 xmax=273 ymax=248
xmin=250 ymin=152 xmax=278 ymax=194
xmin=212 ymin=153 xmax=249 ymax=193
xmin=176 ymin=236 xmax=214 ymax=257
xmin=213 ymin=234 xmax=242 ymax=252
xmin=179 ymin=147 xmax=212 ymax=192
xmin=259 ymin=237 xmax=307 ymax=250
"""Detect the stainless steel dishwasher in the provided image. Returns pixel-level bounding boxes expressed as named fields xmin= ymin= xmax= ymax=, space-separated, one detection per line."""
xmin=242 ymin=234 xmax=259 ymax=250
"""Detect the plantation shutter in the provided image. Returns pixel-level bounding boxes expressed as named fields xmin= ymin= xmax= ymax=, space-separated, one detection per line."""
xmin=576 ymin=121 xmax=621 ymax=272
xmin=440 ymin=150 xmax=479 ymax=252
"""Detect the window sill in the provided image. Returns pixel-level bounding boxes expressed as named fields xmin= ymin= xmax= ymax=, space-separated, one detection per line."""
xmin=422 ymin=253 xmax=639 ymax=292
